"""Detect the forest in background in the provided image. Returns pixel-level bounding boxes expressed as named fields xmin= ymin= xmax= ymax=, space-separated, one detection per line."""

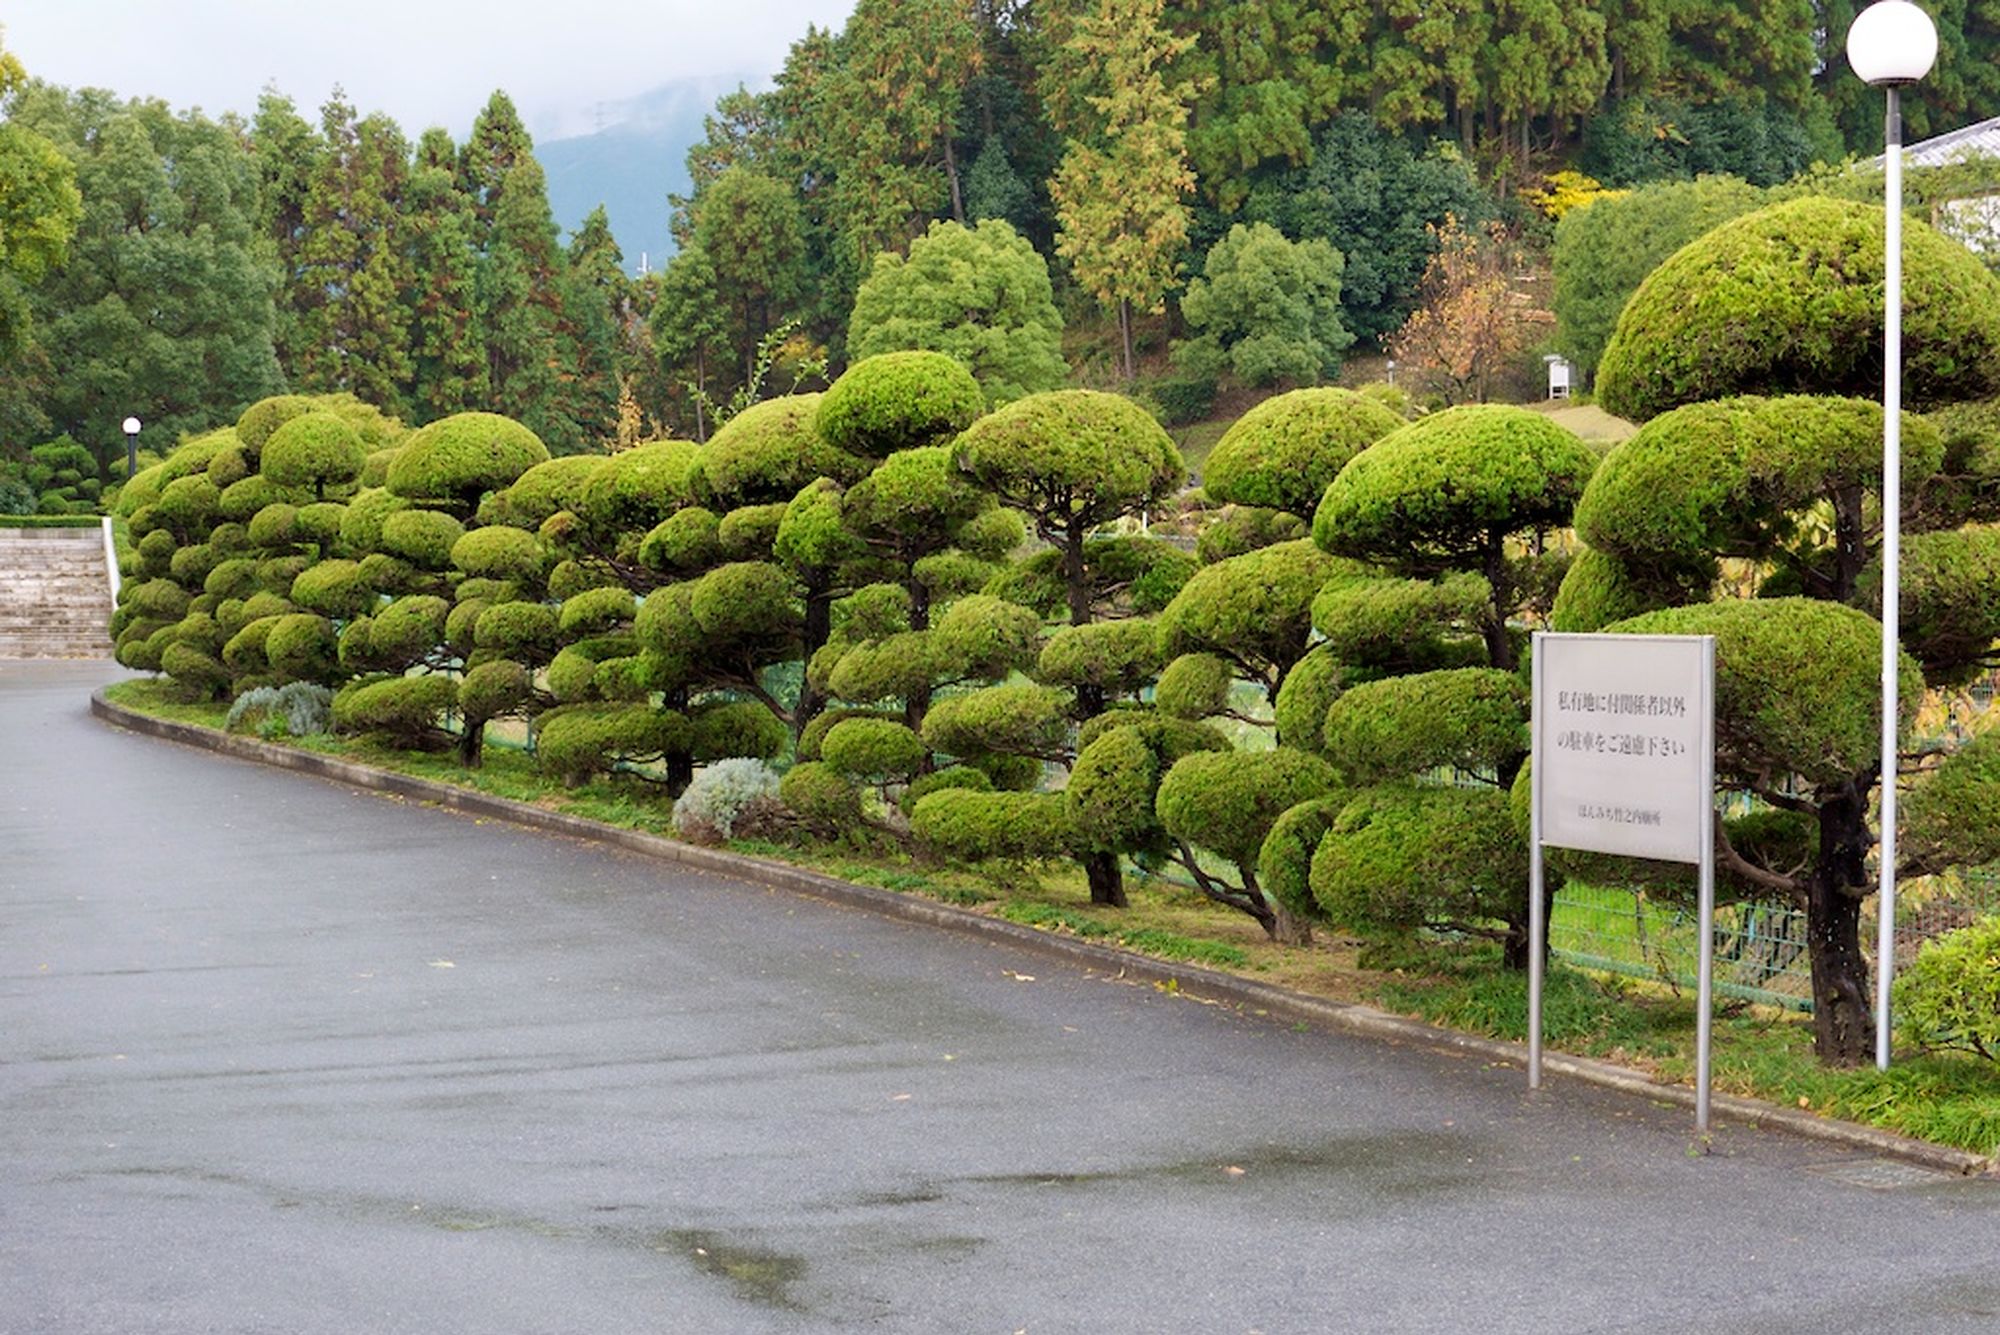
xmin=8 ymin=0 xmax=2000 ymax=490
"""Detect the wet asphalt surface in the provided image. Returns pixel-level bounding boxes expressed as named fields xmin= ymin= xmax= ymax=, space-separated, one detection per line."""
xmin=3 ymin=660 xmax=1999 ymax=1334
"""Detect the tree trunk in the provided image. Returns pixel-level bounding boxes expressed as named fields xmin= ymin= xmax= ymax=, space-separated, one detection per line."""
xmin=664 ymin=686 xmax=694 ymax=797
xmin=1085 ymin=850 xmax=1127 ymax=908
xmin=1806 ymin=787 xmax=1877 ymax=1064
xmin=1119 ymin=298 xmax=1135 ymax=380
xmin=943 ymin=132 xmax=965 ymax=224
xmin=795 ymin=589 xmax=834 ymax=743
xmin=456 ymin=719 xmax=484 ymax=768
xmin=693 ymin=347 xmax=708 ymax=443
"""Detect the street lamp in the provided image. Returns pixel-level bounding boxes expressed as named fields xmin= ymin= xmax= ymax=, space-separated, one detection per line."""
xmin=122 ymin=416 xmax=142 ymax=480
xmin=1846 ymin=0 xmax=1937 ymax=1072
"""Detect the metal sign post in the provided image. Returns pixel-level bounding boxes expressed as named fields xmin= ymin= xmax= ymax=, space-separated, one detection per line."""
xmin=1530 ymin=632 xmax=1718 ymax=1131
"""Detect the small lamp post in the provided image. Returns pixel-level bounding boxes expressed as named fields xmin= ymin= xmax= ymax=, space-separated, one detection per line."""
xmin=1846 ymin=0 xmax=1937 ymax=1072
xmin=1385 ymin=359 xmax=1396 ymax=386
xmin=122 ymin=416 xmax=142 ymax=480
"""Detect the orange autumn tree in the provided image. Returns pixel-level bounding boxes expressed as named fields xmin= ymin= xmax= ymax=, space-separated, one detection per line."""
xmin=1388 ymin=215 xmax=1551 ymax=406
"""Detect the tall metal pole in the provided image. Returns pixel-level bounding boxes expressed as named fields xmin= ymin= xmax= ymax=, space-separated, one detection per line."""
xmin=1876 ymin=86 xmax=1904 ymax=1072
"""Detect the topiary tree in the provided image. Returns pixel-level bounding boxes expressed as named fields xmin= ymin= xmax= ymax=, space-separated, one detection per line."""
xmin=1154 ymin=747 xmax=1341 ymax=941
xmin=950 ymin=389 xmax=1187 ymax=906
xmin=259 ymin=411 xmax=367 ymax=501
xmin=385 ymin=411 xmax=550 ymax=514
xmin=1596 ymin=196 xmax=2000 ymax=422
xmin=1199 ymin=387 xmax=1405 ymax=523
xmin=1556 ymin=381 xmax=2000 ymax=1063
xmin=846 ymin=220 xmax=1068 ymax=406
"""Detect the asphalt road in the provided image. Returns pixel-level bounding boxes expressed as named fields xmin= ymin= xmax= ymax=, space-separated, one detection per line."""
xmin=3 ymin=660 xmax=1997 ymax=1334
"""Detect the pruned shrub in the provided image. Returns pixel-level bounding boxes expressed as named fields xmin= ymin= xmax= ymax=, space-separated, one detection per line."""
xmin=332 ymin=674 xmax=457 ymax=746
xmin=821 ymin=717 xmax=928 ymax=782
xmin=386 ymin=411 xmax=550 ymax=508
xmin=672 ymin=758 xmax=785 ymax=844
xmin=911 ymin=789 xmax=1077 ymax=861
xmin=379 ymin=509 xmax=466 ymax=569
xmin=260 ymin=411 xmax=367 ymax=499
xmin=226 ymin=681 xmax=334 ymax=737
xmin=1894 ymin=916 xmax=2000 ymax=1061
xmin=689 ymin=700 xmax=788 ymax=762
xmin=779 ymin=761 xmax=864 ymax=835
xmin=816 ymin=351 xmax=985 ymax=459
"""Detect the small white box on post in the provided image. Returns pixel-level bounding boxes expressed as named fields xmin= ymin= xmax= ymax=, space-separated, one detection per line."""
xmin=1544 ymin=354 xmax=1573 ymax=400
xmin=1530 ymin=632 xmax=1718 ymax=1131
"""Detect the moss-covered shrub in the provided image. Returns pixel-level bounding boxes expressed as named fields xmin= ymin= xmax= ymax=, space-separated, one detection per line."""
xmin=1194 ymin=504 xmax=1309 ymax=564
xmin=167 ymin=543 xmax=221 ymax=588
xmin=689 ymin=700 xmax=788 ymax=762
xmin=815 ymin=351 xmax=985 ymax=458
xmin=386 ymin=412 xmax=549 ymax=508
xmin=821 ymin=717 xmax=928 ymax=782
xmin=716 ymin=502 xmax=787 ymax=561
xmin=473 ymin=600 xmax=562 ymax=662
xmin=1257 ymin=796 xmax=1347 ymax=919
xmin=1309 ymin=784 xmax=1527 ymax=937
xmin=263 ymin=613 xmax=339 ymax=683
xmin=897 ymin=764 xmax=993 ymax=815
xmin=260 ymin=412 xmax=367 ymax=498
xmin=779 ymin=761 xmax=865 ymax=835
xmin=921 ymin=683 xmax=1072 ymax=761
xmin=1597 ymin=196 xmax=2000 ymax=421
xmin=159 ymin=641 xmax=229 ymax=699
xmin=217 ymin=475 xmax=297 ymax=524
xmin=332 ymin=674 xmax=456 ymax=745
xmin=378 ymin=509 xmax=466 ymax=569
xmin=573 ymin=440 xmax=699 ymax=534
xmin=449 ymin=524 xmax=547 ymax=585
xmin=294 ymin=501 xmax=346 ymax=547
xmin=367 ymin=595 xmax=450 ymax=663
xmin=338 ymin=487 xmax=412 ymax=553
xmin=1156 ymin=748 xmax=1341 ymax=869
xmin=458 ymin=658 xmax=532 ymax=725
xmin=236 ymin=394 xmax=318 ymax=453
xmin=1322 ymin=668 xmax=1528 ymax=785
xmin=697 ymin=394 xmax=864 ymax=508
xmin=535 ymin=704 xmax=688 ymax=785
xmin=559 ymin=585 xmax=637 ymax=637
xmin=1314 ymin=406 xmax=1597 ymax=571
xmin=289 ymin=559 xmax=376 ymax=620
xmin=640 ymin=506 xmax=723 ymax=573
xmin=1036 ymin=619 xmax=1163 ymax=696
xmin=911 ymin=789 xmax=1077 ymax=861
xmin=1202 ymin=387 xmax=1404 ymax=517
xmin=245 ymin=503 xmax=298 ymax=549
xmin=1153 ymin=652 xmax=1232 ymax=719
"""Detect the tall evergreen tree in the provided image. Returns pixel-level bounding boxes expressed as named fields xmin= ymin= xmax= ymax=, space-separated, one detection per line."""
xmin=402 ymin=127 xmax=487 ymax=420
xmin=246 ymin=88 xmax=324 ymax=375
xmin=1046 ymin=0 xmax=1201 ymax=379
xmin=479 ymin=156 xmax=572 ymax=450
xmin=291 ymin=95 xmax=413 ymax=412
xmin=457 ymin=91 xmax=534 ymax=234
xmin=648 ymin=242 xmax=730 ymax=441
xmin=561 ymin=205 xmax=629 ymax=451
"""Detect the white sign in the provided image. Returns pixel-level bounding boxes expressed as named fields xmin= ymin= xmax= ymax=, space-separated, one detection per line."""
xmin=1533 ymin=632 xmax=1713 ymax=865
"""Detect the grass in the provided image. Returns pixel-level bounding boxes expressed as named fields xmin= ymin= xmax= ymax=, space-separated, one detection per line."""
xmin=99 ymin=677 xmax=2000 ymax=1158
xmin=1370 ymin=937 xmax=2000 ymax=1156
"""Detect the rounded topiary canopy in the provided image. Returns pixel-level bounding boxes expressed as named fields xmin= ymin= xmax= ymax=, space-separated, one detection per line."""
xmin=1201 ymin=387 xmax=1404 ymax=518
xmin=236 ymin=395 xmax=318 ymax=454
xmin=697 ymin=394 xmax=864 ymax=507
xmin=1596 ymin=196 xmax=2000 ymax=421
xmin=953 ymin=389 xmax=1184 ymax=523
xmin=1313 ymin=405 xmax=1596 ymax=572
xmin=260 ymin=412 xmax=367 ymax=496
xmin=385 ymin=412 xmax=550 ymax=507
xmin=816 ymin=351 xmax=985 ymax=458
xmin=1606 ymin=596 xmax=1923 ymax=789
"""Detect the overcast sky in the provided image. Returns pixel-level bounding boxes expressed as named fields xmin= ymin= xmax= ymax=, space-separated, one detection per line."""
xmin=3 ymin=0 xmax=859 ymax=141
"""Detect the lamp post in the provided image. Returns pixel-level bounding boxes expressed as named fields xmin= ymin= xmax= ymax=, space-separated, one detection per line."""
xmin=1846 ymin=0 xmax=1937 ymax=1072
xmin=122 ymin=416 xmax=142 ymax=480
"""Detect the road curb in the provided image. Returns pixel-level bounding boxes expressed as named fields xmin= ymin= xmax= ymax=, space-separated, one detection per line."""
xmin=91 ymin=689 xmax=1996 ymax=1179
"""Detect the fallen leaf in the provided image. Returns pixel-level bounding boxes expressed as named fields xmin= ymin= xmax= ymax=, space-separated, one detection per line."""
xmin=891 ymin=1093 xmax=912 ymax=1101
xmin=429 ymin=960 xmax=456 ymax=969
xmin=1223 ymin=1165 xmax=1246 ymax=1177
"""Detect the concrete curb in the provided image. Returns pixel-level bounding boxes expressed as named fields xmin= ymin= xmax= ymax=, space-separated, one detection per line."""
xmin=92 ymin=689 xmax=1996 ymax=1179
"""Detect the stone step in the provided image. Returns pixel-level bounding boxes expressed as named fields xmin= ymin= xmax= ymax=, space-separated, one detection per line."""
xmin=0 ymin=524 xmax=117 ymax=658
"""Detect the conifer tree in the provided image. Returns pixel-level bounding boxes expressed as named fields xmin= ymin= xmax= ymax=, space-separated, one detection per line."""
xmin=478 ymin=156 xmax=573 ymax=451
xmin=1045 ymin=0 xmax=1200 ymax=379
xmin=291 ymin=96 xmax=413 ymax=414
xmin=562 ymin=206 xmax=630 ymax=451
xmin=246 ymin=89 xmax=323 ymax=373
xmin=402 ymin=128 xmax=488 ymax=420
